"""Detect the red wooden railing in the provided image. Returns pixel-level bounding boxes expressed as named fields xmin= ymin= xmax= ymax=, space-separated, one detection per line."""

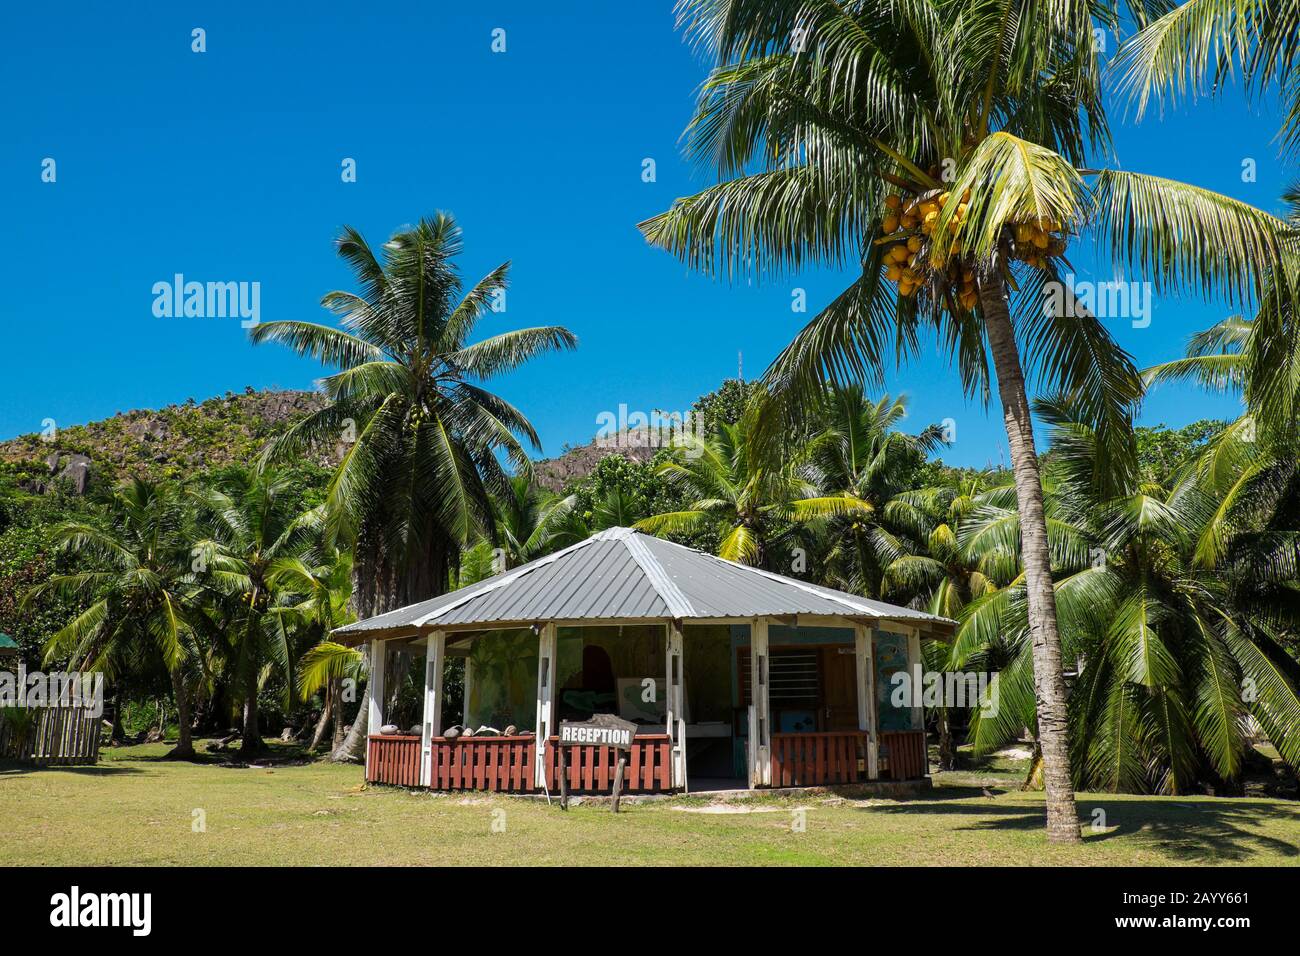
xmin=880 ymin=729 xmax=928 ymax=780
xmin=770 ymin=731 xmax=870 ymax=787
xmin=544 ymin=734 xmax=672 ymax=794
xmin=431 ymin=735 xmax=536 ymax=792
xmin=367 ymin=735 xmax=422 ymax=787
xmin=366 ymin=733 xmax=676 ymax=794
xmin=769 ymin=729 xmax=929 ymax=786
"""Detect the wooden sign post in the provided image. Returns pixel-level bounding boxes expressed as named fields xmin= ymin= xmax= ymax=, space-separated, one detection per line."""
xmin=556 ymin=714 xmax=638 ymax=813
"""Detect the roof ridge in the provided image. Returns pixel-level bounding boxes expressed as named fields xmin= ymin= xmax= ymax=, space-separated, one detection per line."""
xmin=641 ymin=532 xmax=882 ymax=618
xmin=621 ymin=531 xmax=695 ymax=618
xmin=411 ymin=532 xmax=605 ymax=627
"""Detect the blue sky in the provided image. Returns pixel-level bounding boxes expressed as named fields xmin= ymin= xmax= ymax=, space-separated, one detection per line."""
xmin=1 ymin=2 xmax=1291 ymax=468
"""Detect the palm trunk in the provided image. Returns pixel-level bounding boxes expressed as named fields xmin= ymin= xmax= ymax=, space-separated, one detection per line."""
xmin=937 ymin=705 xmax=955 ymax=771
xmin=309 ymin=684 xmax=333 ymax=751
xmin=240 ymin=670 xmax=262 ymax=755
xmin=332 ymin=525 xmax=450 ymax=763
xmin=330 ymin=676 xmax=370 ymax=762
xmin=330 ymin=679 xmax=346 ymax=750
xmin=168 ymin=667 xmax=194 ymax=759
xmin=110 ymin=689 xmax=125 ymax=745
xmin=979 ymin=277 xmax=1081 ymax=845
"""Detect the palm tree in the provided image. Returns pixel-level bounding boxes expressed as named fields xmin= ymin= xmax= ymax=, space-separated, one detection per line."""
xmin=885 ymin=475 xmax=1020 ymax=618
xmin=268 ymin=551 xmax=355 ymax=751
xmin=807 ymin=387 xmax=944 ymax=596
xmin=190 ymin=466 xmax=320 ymax=755
xmin=1115 ymin=0 xmax=1300 ymax=160
xmin=640 ymin=0 xmax=1289 ymax=843
xmin=252 ymin=213 xmax=577 ymax=759
xmin=884 ymin=475 xmax=1018 ymax=768
xmin=955 ymin=397 xmax=1300 ymax=791
xmin=493 ymin=475 xmax=578 ymax=568
xmin=26 ymin=480 xmax=199 ymax=758
xmin=635 ymin=402 xmax=865 ymax=567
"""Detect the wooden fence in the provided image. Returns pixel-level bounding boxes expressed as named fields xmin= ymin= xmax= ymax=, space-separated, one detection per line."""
xmin=0 ymin=707 xmax=102 ymax=765
xmin=367 ymin=733 xmax=676 ymax=794
xmin=432 ymin=735 xmax=536 ymax=792
xmin=769 ymin=729 xmax=929 ymax=786
xmin=544 ymin=734 xmax=672 ymax=794
xmin=366 ymin=735 xmax=422 ymax=787
xmin=879 ymin=729 xmax=928 ymax=780
xmin=770 ymin=731 xmax=870 ymax=787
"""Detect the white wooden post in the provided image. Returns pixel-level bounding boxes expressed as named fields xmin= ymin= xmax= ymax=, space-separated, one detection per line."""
xmin=534 ymin=623 xmax=558 ymax=788
xmin=665 ymin=622 xmax=685 ymax=790
xmin=462 ymin=655 xmax=473 ymax=726
xmin=906 ymin=626 xmax=924 ymax=731
xmin=749 ymin=618 xmax=771 ymax=787
xmin=855 ymin=624 xmax=879 ymax=779
xmin=420 ymin=631 xmax=446 ymax=787
xmin=364 ymin=639 xmax=386 ymax=779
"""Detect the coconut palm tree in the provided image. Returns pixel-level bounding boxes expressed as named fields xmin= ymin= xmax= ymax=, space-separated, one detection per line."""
xmin=252 ymin=213 xmax=577 ymax=759
xmin=1115 ymin=0 xmax=1300 ymax=160
xmin=883 ymin=474 xmax=1019 ymax=768
xmin=493 ymin=475 xmax=578 ymax=568
xmin=189 ymin=466 xmax=322 ymax=755
xmin=954 ymin=397 xmax=1300 ymax=791
xmin=806 ymin=387 xmax=945 ymax=596
xmin=267 ymin=550 xmax=355 ymax=752
xmin=26 ymin=479 xmax=199 ymax=758
xmin=635 ymin=402 xmax=866 ymax=567
xmin=640 ymin=0 xmax=1289 ymax=842
xmin=884 ymin=475 xmax=1017 ymax=618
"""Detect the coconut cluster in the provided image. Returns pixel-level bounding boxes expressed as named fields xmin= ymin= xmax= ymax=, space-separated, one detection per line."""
xmin=879 ymin=189 xmax=976 ymax=307
xmin=879 ymin=191 xmax=1069 ymax=308
xmin=1009 ymin=219 xmax=1067 ymax=269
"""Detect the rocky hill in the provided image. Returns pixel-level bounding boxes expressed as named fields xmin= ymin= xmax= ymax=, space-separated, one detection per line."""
xmin=0 ymin=389 xmax=678 ymax=498
xmin=532 ymin=428 xmax=670 ymax=492
xmin=0 ymin=389 xmax=337 ymax=493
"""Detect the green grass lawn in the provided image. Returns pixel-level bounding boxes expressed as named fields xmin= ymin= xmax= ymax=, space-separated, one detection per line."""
xmin=1 ymin=739 xmax=1297 ymax=866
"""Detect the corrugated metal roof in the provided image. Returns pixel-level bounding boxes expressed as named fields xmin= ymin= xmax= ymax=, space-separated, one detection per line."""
xmin=335 ymin=527 xmax=953 ymax=641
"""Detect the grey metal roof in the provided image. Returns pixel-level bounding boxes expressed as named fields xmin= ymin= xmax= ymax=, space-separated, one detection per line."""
xmin=335 ymin=527 xmax=954 ymax=641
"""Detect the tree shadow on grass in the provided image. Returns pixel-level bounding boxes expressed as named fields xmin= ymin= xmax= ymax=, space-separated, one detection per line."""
xmin=865 ymin=792 xmax=1300 ymax=861
xmin=0 ymin=759 xmax=144 ymax=777
xmin=1080 ymin=798 xmax=1300 ymax=862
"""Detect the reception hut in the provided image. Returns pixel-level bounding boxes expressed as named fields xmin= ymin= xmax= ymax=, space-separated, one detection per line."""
xmin=335 ymin=527 xmax=954 ymax=795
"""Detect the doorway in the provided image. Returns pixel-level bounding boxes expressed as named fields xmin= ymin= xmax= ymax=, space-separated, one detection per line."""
xmin=820 ymin=647 xmax=860 ymax=730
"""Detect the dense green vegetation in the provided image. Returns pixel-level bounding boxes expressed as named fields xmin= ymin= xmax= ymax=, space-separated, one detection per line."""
xmin=5 ymin=1 xmax=1300 ymax=859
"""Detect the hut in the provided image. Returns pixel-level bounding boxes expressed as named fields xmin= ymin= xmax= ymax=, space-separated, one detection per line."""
xmin=335 ymin=527 xmax=954 ymax=794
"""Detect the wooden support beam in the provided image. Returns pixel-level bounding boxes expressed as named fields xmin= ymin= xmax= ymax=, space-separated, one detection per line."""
xmin=462 ymin=655 xmax=473 ymax=726
xmin=420 ymin=631 xmax=446 ymax=787
xmin=534 ymin=623 xmax=558 ymax=788
xmin=855 ymin=624 xmax=880 ymax=779
xmin=665 ymin=621 xmax=685 ymax=790
xmin=749 ymin=618 xmax=771 ymax=788
xmin=905 ymin=625 xmax=924 ymax=731
xmin=364 ymin=639 xmax=387 ymax=779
